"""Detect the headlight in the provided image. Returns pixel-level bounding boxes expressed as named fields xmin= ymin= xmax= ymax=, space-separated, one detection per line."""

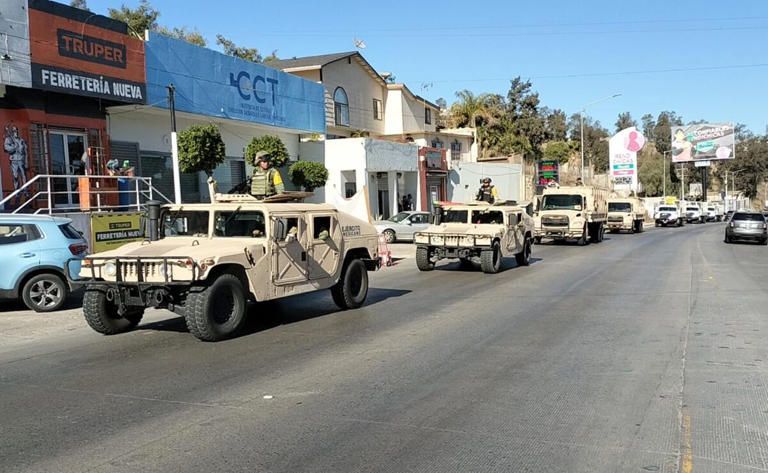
xmin=414 ymin=233 xmax=428 ymax=244
xmin=104 ymin=261 xmax=117 ymax=277
xmin=460 ymin=235 xmax=474 ymax=246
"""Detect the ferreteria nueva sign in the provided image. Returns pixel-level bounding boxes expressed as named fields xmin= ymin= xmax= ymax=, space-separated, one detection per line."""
xmin=27 ymin=0 xmax=147 ymax=104
xmin=671 ymin=123 xmax=734 ymax=163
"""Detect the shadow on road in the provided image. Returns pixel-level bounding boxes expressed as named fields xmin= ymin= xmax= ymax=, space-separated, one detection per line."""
xmin=137 ymin=287 xmax=412 ymax=338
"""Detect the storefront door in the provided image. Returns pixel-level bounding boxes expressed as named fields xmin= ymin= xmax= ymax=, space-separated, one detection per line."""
xmin=49 ymin=131 xmax=87 ymax=207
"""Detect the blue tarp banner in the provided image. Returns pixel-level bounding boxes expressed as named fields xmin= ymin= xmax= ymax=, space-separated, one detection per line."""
xmin=145 ymin=32 xmax=325 ymax=133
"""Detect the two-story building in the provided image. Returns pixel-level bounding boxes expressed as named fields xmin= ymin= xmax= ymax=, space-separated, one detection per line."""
xmin=270 ymin=51 xmax=475 ymax=219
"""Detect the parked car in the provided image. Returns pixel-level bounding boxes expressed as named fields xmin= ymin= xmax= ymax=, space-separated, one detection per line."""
xmin=374 ymin=211 xmax=431 ymax=243
xmin=0 ymin=215 xmax=88 ymax=311
xmin=724 ymin=211 xmax=768 ymax=245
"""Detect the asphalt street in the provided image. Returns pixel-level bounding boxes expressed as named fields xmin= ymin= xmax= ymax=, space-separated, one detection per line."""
xmin=2 ymin=222 xmax=768 ymax=472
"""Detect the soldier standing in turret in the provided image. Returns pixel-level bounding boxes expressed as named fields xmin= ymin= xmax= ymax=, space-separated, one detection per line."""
xmin=250 ymin=151 xmax=284 ymax=199
xmin=476 ymin=177 xmax=498 ymax=204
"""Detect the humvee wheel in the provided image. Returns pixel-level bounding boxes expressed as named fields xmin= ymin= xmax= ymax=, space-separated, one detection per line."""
xmin=480 ymin=241 xmax=502 ymax=274
xmin=185 ymin=274 xmax=247 ymax=342
xmin=331 ymin=259 xmax=369 ymax=309
xmin=382 ymin=229 xmax=396 ymax=244
xmin=415 ymin=247 xmax=434 ymax=271
xmin=515 ymin=238 xmax=531 ymax=267
xmin=83 ymin=288 xmax=144 ymax=335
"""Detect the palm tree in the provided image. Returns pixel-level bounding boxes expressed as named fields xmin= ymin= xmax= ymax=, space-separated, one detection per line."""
xmin=449 ymin=90 xmax=496 ymax=129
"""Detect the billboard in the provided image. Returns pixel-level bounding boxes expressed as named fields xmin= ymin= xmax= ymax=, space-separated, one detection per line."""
xmin=145 ymin=32 xmax=325 ymax=134
xmin=27 ymin=0 xmax=147 ymax=104
xmin=609 ymin=127 xmax=645 ymax=191
xmin=90 ymin=212 xmax=144 ymax=253
xmin=537 ymin=160 xmax=559 ymax=186
xmin=671 ymin=123 xmax=734 ymax=163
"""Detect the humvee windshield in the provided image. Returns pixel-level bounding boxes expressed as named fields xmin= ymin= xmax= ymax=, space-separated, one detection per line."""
xmin=609 ymin=202 xmax=632 ymax=212
xmin=214 ymin=211 xmax=266 ymax=238
xmin=443 ymin=210 xmax=469 ymax=223
xmin=163 ymin=210 xmax=209 ymax=237
xmin=471 ymin=210 xmax=504 ymax=224
xmin=541 ymin=194 xmax=582 ymax=211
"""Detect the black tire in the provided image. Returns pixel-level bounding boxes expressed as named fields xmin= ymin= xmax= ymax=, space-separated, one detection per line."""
xmin=480 ymin=241 xmax=502 ymax=274
xmin=515 ymin=238 xmax=531 ymax=267
xmin=578 ymin=225 xmax=589 ymax=246
xmin=83 ymin=287 xmax=143 ymax=335
xmin=184 ymin=274 xmax=247 ymax=342
xmin=331 ymin=259 xmax=369 ymax=309
xmin=534 ymin=236 xmax=542 ymax=244
xmin=596 ymin=224 xmax=605 ymax=243
xmin=655 ymin=222 xmax=661 ymax=227
xmin=416 ymin=246 xmax=434 ymax=271
xmin=22 ymin=273 xmax=69 ymax=312
xmin=724 ymin=234 xmax=731 ymax=243
xmin=382 ymin=229 xmax=396 ymax=244
xmin=762 ymin=238 xmax=768 ymax=246
xmin=677 ymin=219 xmax=683 ymax=227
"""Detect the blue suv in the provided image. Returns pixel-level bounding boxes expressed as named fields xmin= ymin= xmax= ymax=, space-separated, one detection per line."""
xmin=0 ymin=215 xmax=88 ymax=312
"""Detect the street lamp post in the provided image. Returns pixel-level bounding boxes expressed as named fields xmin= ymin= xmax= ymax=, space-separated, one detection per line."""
xmin=580 ymin=93 xmax=622 ymax=183
xmin=662 ymin=151 xmax=670 ymax=198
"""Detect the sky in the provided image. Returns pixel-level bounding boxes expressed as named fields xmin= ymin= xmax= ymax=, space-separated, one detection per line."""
xmin=88 ymin=0 xmax=768 ymax=135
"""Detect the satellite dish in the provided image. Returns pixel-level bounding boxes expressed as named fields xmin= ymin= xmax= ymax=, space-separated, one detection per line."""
xmin=354 ymin=37 xmax=366 ymax=49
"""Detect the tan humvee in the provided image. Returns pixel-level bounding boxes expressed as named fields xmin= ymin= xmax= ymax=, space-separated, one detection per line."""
xmin=413 ymin=201 xmax=535 ymax=274
xmin=535 ymin=185 xmax=609 ymax=245
xmin=76 ymin=190 xmax=380 ymax=342
xmin=606 ymin=196 xmax=646 ymax=233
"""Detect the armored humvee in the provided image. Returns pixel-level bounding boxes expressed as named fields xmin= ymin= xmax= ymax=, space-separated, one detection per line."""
xmin=413 ymin=201 xmax=535 ymax=274
xmin=72 ymin=190 xmax=380 ymax=342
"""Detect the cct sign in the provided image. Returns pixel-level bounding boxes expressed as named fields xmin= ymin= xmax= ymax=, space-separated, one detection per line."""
xmin=230 ymin=71 xmax=278 ymax=105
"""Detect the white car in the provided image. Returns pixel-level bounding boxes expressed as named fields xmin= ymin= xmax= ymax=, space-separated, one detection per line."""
xmin=654 ymin=205 xmax=684 ymax=227
xmin=685 ymin=205 xmax=705 ymax=224
xmin=374 ymin=211 xmax=432 ymax=243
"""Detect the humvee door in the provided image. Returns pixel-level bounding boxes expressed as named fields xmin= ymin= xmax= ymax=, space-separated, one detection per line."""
xmin=271 ymin=215 xmax=309 ymax=285
xmin=308 ymin=213 xmax=341 ymax=280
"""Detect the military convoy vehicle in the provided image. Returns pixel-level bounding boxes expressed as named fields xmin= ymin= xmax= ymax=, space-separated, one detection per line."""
xmin=654 ymin=204 xmax=685 ymax=227
xmin=534 ymin=186 xmax=609 ymax=245
xmin=684 ymin=203 xmax=705 ymax=224
xmin=72 ymin=188 xmax=381 ymax=342
xmin=413 ymin=201 xmax=535 ymax=274
xmin=606 ymin=196 xmax=646 ymax=234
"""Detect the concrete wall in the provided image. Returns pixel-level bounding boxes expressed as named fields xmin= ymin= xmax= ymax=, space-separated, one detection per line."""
xmin=322 ymin=58 xmax=386 ymax=137
xmin=400 ymin=92 xmax=436 ymax=134
xmin=448 ymin=162 xmax=524 ymax=204
xmin=384 ymin=89 xmax=404 ymax=135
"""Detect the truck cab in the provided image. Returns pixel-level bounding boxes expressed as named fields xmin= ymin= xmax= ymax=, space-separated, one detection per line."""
xmin=535 ymin=186 xmax=609 ymax=245
xmin=607 ymin=197 xmax=645 ymax=234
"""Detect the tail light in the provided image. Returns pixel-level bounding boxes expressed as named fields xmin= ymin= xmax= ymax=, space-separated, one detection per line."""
xmin=69 ymin=243 xmax=88 ymax=255
xmin=729 ymin=221 xmax=735 ymax=228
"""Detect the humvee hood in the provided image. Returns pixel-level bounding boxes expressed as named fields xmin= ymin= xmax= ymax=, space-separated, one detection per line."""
xmin=420 ymin=223 xmax=503 ymax=236
xmin=89 ymin=237 xmax=254 ymax=259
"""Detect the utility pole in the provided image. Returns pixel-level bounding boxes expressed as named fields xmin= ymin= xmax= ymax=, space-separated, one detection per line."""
xmin=167 ymin=84 xmax=182 ymax=205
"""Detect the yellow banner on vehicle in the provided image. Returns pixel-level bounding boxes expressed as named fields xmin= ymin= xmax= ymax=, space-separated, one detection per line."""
xmin=664 ymin=196 xmax=677 ymax=205
xmin=90 ymin=212 xmax=144 ymax=253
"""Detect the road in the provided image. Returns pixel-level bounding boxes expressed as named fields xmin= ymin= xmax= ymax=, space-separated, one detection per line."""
xmin=2 ymin=222 xmax=768 ymax=472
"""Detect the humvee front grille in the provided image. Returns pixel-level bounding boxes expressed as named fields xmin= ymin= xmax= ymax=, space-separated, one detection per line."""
xmin=444 ymin=236 xmax=460 ymax=247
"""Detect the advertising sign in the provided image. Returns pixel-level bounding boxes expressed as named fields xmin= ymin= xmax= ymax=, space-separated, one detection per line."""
xmin=145 ymin=32 xmax=325 ymax=133
xmin=609 ymin=127 xmax=645 ymax=191
xmin=0 ymin=0 xmax=32 ymax=88
xmin=27 ymin=0 xmax=146 ymax=103
xmin=90 ymin=212 xmax=144 ymax=253
xmin=670 ymin=123 xmax=734 ymax=163
xmin=537 ymin=160 xmax=559 ymax=185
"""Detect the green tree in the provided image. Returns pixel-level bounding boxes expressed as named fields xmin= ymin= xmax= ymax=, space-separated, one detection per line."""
xmin=70 ymin=0 xmax=89 ymax=11
xmin=542 ymin=141 xmax=572 ymax=162
xmin=245 ymin=135 xmax=290 ymax=168
xmin=108 ymin=0 xmax=159 ymax=39
xmin=615 ymin=112 xmax=637 ymax=133
xmin=176 ymin=124 xmax=226 ymax=177
xmin=637 ymin=145 xmax=673 ymax=196
xmin=263 ymin=50 xmax=280 ymax=63
xmin=641 ymin=113 xmax=655 ymax=141
xmin=156 ymin=26 xmax=206 ymax=46
xmin=652 ymin=111 xmax=684 ymax=154
xmin=568 ymin=113 xmax=610 ymax=172
xmin=217 ymin=35 xmax=262 ymax=62
xmin=288 ymin=161 xmax=329 ymax=191
xmin=449 ymin=90 xmax=496 ymax=129
xmin=544 ymin=108 xmax=568 ymax=142
xmin=505 ymin=76 xmax=547 ymax=152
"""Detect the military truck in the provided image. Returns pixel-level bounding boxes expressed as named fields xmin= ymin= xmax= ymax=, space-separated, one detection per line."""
xmin=654 ymin=204 xmax=684 ymax=227
xmin=413 ymin=201 xmax=535 ymax=274
xmin=71 ymin=189 xmax=381 ymax=342
xmin=534 ymin=185 xmax=609 ymax=245
xmin=606 ymin=196 xmax=646 ymax=234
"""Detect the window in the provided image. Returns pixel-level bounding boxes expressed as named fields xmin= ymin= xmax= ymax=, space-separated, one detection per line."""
xmin=0 ymin=224 xmax=42 ymax=245
xmin=609 ymin=203 xmax=632 ymax=212
xmin=471 ymin=211 xmax=504 ymax=224
xmin=443 ymin=210 xmax=468 ymax=223
xmin=390 ymin=212 xmax=411 ymax=223
xmin=214 ymin=211 xmax=266 ymax=238
xmin=273 ymin=217 xmax=300 ymax=241
xmin=450 ymin=140 xmax=462 ymax=152
xmin=733 ymin=213 xmax=765 ymax=221
xmin=541 ymin=195 xmax=583 ymax=211
xmin=58 ymin=224 xmax=82 ymax=240
xmin=425 ymin=107 xmax=432 ymax=125
xmin=334 ymin=87 xmax=350 ymax=126
xmin=410 ymin=213 xmax=429 ymax=224
xmin=313 ymin=216 xmax=331 ymax=240
xmin=163 ymin=211 xmax=209 ymax=237
xmin=431 ymin=138 xmax=444 ymax=149
xmin=372 ymin=98 xmax=383 ymax=120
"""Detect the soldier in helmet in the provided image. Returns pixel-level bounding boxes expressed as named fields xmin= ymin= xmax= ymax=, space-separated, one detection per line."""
xmin=476 ymin=177 xmax=498 ymax=204
xmin=250 ymin=151 xmax=284 ymax=199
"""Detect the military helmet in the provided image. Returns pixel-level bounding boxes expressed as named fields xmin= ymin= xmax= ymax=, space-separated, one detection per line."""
xmin=482 ymin=177 xmax=492 ymax=184
xmin=255 ymin=150 xmax=271 ymax=163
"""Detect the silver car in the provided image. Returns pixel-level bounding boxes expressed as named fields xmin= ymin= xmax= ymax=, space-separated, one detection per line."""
xmin=725 ymin=211 xmax=768 ymax=245
xmin=374 ymin=211 xmax=431 ymax=243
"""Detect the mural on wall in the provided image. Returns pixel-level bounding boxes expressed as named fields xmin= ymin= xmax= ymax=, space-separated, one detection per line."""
xmin=3 ymin=122 xmax=30 ymax=203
